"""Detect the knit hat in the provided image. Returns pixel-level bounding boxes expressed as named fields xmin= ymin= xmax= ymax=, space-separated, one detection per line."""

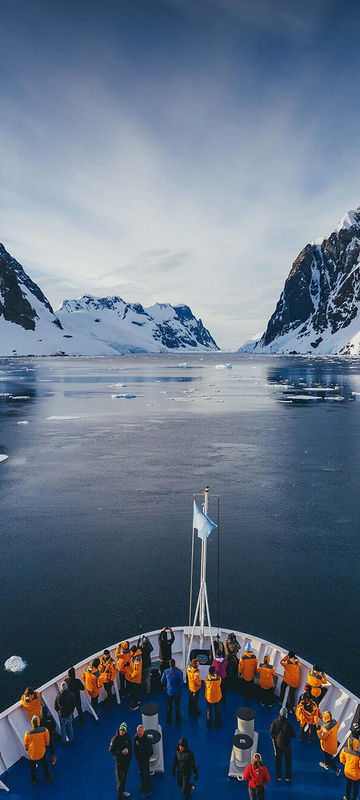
xmin=244 ymin=642 xmax=252 ymax=653
xmin=119 ymin=722 xmax=127 ymax=732
xmin=279 ymin=707 xmax=288 ymax=718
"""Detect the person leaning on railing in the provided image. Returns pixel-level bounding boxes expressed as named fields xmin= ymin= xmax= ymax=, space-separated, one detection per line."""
xmin=82 ymin=658 xmax=104 ymax=717
xmin=279 ymin=651 xmax=300 ymax=711
xmin=115 ymin=641 xmax=131 ymax=699
xmin=21 ymin=687 xmax=42 ymax=720
xmin=125 ymin=645 xmax=143 ymax=711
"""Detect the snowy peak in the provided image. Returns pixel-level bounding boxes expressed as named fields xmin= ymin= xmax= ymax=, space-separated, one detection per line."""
xmin=0 ymin=243 xmax=62 ymax=333
xmin=240 ymin=206 xmax=360 ymax=355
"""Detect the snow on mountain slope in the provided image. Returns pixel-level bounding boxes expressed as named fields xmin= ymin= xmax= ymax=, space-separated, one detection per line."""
xmin=0 ymin=244 xmax=219 ymax=355
xmin=239 ymin=207 xmax=360 ymax=355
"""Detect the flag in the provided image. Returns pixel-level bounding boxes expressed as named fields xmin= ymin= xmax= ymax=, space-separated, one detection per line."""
xmin=193 ymin=500 xmax=217 ymax=540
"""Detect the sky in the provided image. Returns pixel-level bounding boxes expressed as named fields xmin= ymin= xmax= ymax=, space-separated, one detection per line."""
xmin=1 ymin=0 xmax=360 ymax=349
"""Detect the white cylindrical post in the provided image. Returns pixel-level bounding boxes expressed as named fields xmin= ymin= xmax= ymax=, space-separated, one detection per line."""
xmin=200 ymin=486 xmax=209 ymax=645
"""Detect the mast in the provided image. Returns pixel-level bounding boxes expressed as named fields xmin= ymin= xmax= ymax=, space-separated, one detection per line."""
xmin=187 ymin=486 xmax=216 ymax=666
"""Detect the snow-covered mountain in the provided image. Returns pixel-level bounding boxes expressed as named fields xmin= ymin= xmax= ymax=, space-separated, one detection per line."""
xmin=240 ymin=207 xmax=360 ymax=355
xmin=0 ymin=244 xmax=219 ymax=355
xmin=56 ymin=295 xmax=219 ymax=354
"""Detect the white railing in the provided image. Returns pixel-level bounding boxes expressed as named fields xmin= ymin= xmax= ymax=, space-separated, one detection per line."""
xmin=0 ymin=625 xmax=358 ymax=785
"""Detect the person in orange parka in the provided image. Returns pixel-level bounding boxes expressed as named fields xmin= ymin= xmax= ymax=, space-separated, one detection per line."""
xmin=238 ymin=643 xmax=258 ymax=699
xmin=115 ymin=641 xmax=131 ymax=698
xmin=258 ymin=654 xmax=276 ymax=707
xmin=21 ymin=687 xmax=42 ymax=720
xmin=317 ymin=711 xmax=340 ymax=775
xmin=125 ymin=645 xmax=143 ymax=711
xmin=279 ymin=651 xmax=300 ymax=711
xmin=82 ymin=658 xmax=104 ymax=717
xmin=24 ymin=715 xmax=53 ymax=786
xmin=187 ymin=658 xmax=201 ymax=717
xmin=296 ymin=692 xmax=321 ymax=742
xmin=340 ymin=736 xmax=360 ymax=800
xmin=100 ymin=649 xmax=117 ymax=707
xmin=307 ymin=665 xmax=327 ymax=703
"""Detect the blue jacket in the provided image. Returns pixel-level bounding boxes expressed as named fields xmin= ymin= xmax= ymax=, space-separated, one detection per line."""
xmin=161 ymin=666 xmax=183 ymax=696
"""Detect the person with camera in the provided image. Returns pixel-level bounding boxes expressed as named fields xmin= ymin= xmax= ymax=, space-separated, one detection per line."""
xmin=158 ymin=626 xmax=175 ymax=675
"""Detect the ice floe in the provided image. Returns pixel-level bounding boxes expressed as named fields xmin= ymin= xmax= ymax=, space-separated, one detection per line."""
xmin=111 ymin=393 xmax=137 ymax=399
xmin=215 ymin=363 xmax=232 ymax=369
xmin=17 ymin=420 xmax=29 ymax=425
xmin=46 ymin=415 xmax=81 ymax=420
xmin=4 ymin=655 xmax=27 ymax=673
xmin=0 ymin=454 xmax=9 ymax=462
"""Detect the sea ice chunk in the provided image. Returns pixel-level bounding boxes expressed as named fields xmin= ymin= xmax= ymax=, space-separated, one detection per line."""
xmin=111 ymin=393 xmax=136 ymax=399
xmin=215 ymin=363 xmax=232 ymax=369
xmin=4 ymin=655 xmax=27 ymax=673
xmin=17 ymin=420 xmax=29 ymax=425
xmin=0 ymin=454 xmax=8 ymax=462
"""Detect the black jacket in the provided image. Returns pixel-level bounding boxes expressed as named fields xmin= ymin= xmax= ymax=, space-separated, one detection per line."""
xmin=54 ymin=689 xmax=76 ymax=718
xmin=138 ymin=637 xmax=154 ymax=669
xmin=134 ymin=733 xmax=153 ymax=763
xmin=270 ymin=717 xmax=296 ymax=750
xmin=172 ymin=746 xmax=198 ymax=780
xmin=109 ymin=732 xmax=132 ymax=766
xmin=158 ymin=630 xmax=175 ymax=663
xmin=40 ymin=710 xmax=56 ymax=738
xmin=65 ymin=676 xmax=84 ymax=702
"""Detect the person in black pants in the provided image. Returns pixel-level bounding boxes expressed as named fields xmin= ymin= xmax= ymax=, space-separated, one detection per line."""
xmin=172 ymin=737 xmax=198 ymax=800
xmin=158 ymin=626 xmax=175 ymax=675
xmin=134 ymin=724 xmax=153 ymax=799
xmin=138 ymin=635 xmax=154 ymax=696
xmin=40 ymin=707 xmax=57 ymax=765
xmin=270 ymin=707 xmax=295 ymax=782
xmin=66 ymin=667 xmax=85 ymax=724
xmin=109 ymin=722 xmax=132 ymax=800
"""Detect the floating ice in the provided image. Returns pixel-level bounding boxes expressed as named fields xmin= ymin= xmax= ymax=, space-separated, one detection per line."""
xmin=46 ymin=415 xmax=81 ymax=420
xmin=110 ymin=383 xmax=127 ymax=388
xmin=4 ymin=655 xmax=27 ymax=673
xmin=17 ymin=420 xmax=29 ymax=425
xmin=10 ymin=395 xmax=31 ymax=400
xmin=0 ymin=454 xmax=8 ymax=462
xmin=111 ymin=393 xmax=136 ymax=399
xmin=215 ymin=363 xmax=232 ymax=369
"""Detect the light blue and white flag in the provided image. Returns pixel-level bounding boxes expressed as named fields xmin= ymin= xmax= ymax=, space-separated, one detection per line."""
xmin=193 ymin=500 xmax=217 ymax=540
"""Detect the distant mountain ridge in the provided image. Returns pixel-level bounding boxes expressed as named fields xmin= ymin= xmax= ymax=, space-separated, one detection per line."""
xmin=240 ymin=207 xmax=360 ymax=355
xmin=0 ymin=244 xmax=219 ymax=355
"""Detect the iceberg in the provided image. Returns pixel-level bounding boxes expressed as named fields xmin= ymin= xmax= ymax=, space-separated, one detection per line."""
xmin=4 ymin=655 xmax=27 ymax=673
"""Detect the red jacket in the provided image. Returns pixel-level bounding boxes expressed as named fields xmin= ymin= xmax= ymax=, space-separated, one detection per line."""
xmin=243 ymin=763 xmax=271 ymax=788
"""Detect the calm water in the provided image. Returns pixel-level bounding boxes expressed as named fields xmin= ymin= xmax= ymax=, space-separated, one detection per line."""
xmin=1 ymin=353 xmax=360 ymax=711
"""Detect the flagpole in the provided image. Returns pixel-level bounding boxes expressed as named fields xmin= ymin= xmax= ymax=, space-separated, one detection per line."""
xmin=199 ymin=486 xmax=209 ymax=646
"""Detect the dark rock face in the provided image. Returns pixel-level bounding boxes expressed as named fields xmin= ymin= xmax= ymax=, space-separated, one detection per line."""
xmin=0 ymin=243 xmax=63 ymax=331
xmin=259 ymin=209 xmax=360 ymax=351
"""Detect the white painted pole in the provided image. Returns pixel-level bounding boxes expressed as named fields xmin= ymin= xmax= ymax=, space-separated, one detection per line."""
xmin=199 ymin=486 xmax=209 ymax=646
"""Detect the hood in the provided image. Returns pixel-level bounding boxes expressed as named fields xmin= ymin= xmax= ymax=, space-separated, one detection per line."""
xmin=264 ymin=655 xmax=269 ymax=664
xmin=349 ymin=737 xmax=359 ymax=751
xmin=31 ymin=715 xmax=40 ymax=729
xmin=121 ymin=641 xmax=129 ymax=651
xmin=177 ymin=737 xmax=189 ymax=750
xmin=244 ymin=643 xmax=252 ymax=653
xmin=215 ymin=655 xmax=224 ymax=663
xmin=323 ymin=711 xmax=332 ymax=723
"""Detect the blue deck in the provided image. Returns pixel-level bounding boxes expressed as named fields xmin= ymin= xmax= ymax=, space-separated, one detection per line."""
xmin=4 ymin=686 xmax=344 ymax=799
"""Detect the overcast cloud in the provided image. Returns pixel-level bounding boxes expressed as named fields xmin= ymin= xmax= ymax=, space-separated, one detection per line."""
xmin=1 ymin=0 xmax=360 ymax=348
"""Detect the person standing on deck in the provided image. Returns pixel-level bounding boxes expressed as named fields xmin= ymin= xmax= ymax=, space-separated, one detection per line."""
xmin=270 ymin=707 xmax=295 ymax=782
xmin=296 ymin=692 xmax=321 ymax=741
xmin=162 ymin=658 xmax=183 ymax=724
xmin=24 ymin=715 xmax=53 ymax=786
xmin=238 ymin=643 xmax=258 ymax=699
xmin=54 ymin=681 xmax=75 ymax=744
xmin=340 ymin=736 xmax=360 ymax=800
xmin=204 ymin=665 xmax=222 ymax=727
xmin=317 ymin=711 xmax=341 ymax=775
xmin=172 ymin=737 xmax=199 ymax=800
xmin=134 ymin=724 xmax=153 ymax=799
xmin=187 ymin=658 xmax=201 ymax=716
xmin=82 ymin=658 xmax=104 ymax=717
xmin=243 ymin=753 xmax=270 ymax=799
xmin=40 ymin=706 xmax=57 ymax=765
xmin=125 ymin=645 xmax=143 ymax=711
xmin=279 ymin=651 xmax=300 ymax=711
xmin=258 ymin=654 xmax=276 ymax=706
xmin=115 ymin=641 xmax=131 ymax=698
xmin=224 ymin=632 xmax=240 ymax=688
xmin=307 ymin=664 xmax=327 ymax=704
xmin=100 ymin=649 xmax=117 ymax=707
xmin=109 ymin=722 xmax=132 ymax=800
xmin=158 ymin=626 xmax=175 ymax=675
xmin=66 ymin=667 xmax=85 ymax=725
xmin=212 ymin=650 xmax=228 ymax=703
xmin=21 ymin=687 xmax=42 ymax=720
xmin=138 ymin=634 xmax=154 ymax=696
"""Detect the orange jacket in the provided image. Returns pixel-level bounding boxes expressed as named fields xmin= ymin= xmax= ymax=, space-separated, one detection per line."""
xmin=82 ymin=665 xmax=104 ymax=697
xmin=115 ymin=642 xmax=132 ymax=674
xmin=280 ymin=656 xmax=300 ymax=688
xmin=100 ymin=655 xmax=116 ymax=683
xmin=125 ymin=650 xmax=142 ymax=684
xmin=21 ymin=691 xmax=42 ymax=720
xmin=307 ymin=669 xmax=327 ymax=698
xmin=24 ymin=718 xmax=49 ymax=761
xmin=296 ymin=697 xmax=321 ymax=727
xmin=238 ymin=652 xmax=258 ymax=681
xmin=258 ymin=661 xmax=276 ymax=689
xmin=205 ymin=673 xmax=222 ymax=703
xmin=317 ymin=713 xmax=339 ymax=755
xmin=187 ymin=664 xmax=201 ymax=693
xmin=340 ymin=738 xmax=360 ymax=780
